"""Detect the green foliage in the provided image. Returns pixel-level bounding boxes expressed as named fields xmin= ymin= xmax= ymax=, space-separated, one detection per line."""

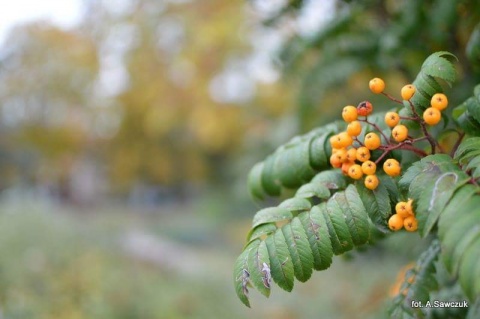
xmin=389 ymin=240 xmax=441 ymax=318
xmin=408 ymin=52 xmax=457 ymax=114
xmin=234 ymin=50 xmax=480 ymax=318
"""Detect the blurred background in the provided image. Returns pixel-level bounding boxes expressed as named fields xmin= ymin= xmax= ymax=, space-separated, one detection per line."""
xmin=0 ymin=0 xmax=478 ymax=318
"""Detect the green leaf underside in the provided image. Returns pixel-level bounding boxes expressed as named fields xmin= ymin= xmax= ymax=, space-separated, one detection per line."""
xmin=247 ymin=223 xmax=277 ymax=243
xmin=248 ymin=240 xmax=271 ymax=297
xmin=279 ymin=197 xmax=312 ymax=213
xmin=234 ymin=240 xmax=259 ymax=307
xmin=265 ymin=230 xmax=294 ymax=292
xmin=262 ymin=155 xmax=282 ymax=196
xmin=252 ymin=207 xmax=293 ymax=229
xmin=281 ymin=222 xmax=314 ymax=282
xmin=295 ymin=182 xmax=331 ymax=199
xmin=336 ymin=185 xmax=370 ymax=245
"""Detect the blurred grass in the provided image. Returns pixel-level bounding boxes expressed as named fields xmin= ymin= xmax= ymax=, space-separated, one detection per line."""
xmin=0 ymin=200 xmax=423 ymax=319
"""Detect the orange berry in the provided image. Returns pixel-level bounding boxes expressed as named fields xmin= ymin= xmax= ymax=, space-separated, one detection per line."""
xmin=401 ymin=84 xmax=416 ymax=100
xmin=395 ymin=201 xmax=412 ymax=218
xmin=346 ymin=148 xmax=357 ymax=162
xmin=341 ymin=161 xmax=354 ymax=176
xmin=364 ymin=174 xmax=379 ymax=190
xmin=361 ymin=160 xmax=376 ymax=175
xmin=383 ymin=158 xmax=401 ymax=177
xmin=342 ymin=106 xmax=358 ymax=123
xmin=338 ymin=132 xmax=353 ymax=148
xmin=404 ymin=216 xmax=418 ymax=232
xmin=333 ymin=148 xmax=348 ymax=163
xmin=431 ymin=93 xmax=448 ymax=110
xmin=364 ymin=132 xmax=381 ymax=150
xmin=347 ymin=120 xmax=362 ymax=136
xmin=348 ymin=164 xmax=363 ymax=180
xmin=330 ymin=154 xmax=342 ymax=168
xmin=356 ymin=146 xmax=371 ymax=162
xmin=369 ymin=78 xmax=385 ymax=94
xmin=423 ymin=107 xmax=442 ymax=125
xmin=392 ymin=125 xmax=408 ymax=142
xmin=330 ymin=134 xmax=342 ymax=149
xmin=357 ymin=101 xmax=373 ymax=116
xmin=384 ymin=112 xmax=400 ymax=128
xmin=389 ymin=214 xmax=404 ymax=231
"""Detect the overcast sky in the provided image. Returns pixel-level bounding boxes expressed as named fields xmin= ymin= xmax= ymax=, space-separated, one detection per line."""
xmin=0 ymin=0 xmax=83 ymax=44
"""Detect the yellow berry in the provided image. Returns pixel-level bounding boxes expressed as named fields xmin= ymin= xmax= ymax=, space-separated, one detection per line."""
xmin=383 ymin=158 xmax=401 ymax=177
xmin=356 ymin=146 xmax=371 ymax=162
xmin=330 ymin=154 xmax=342 ymax=168
xmin=431 ymin=93 xmax=448 ymax=110
xmin=423 ymin=107 xmax=442 ymax=125
xmin=404 ymin=216 xmax=418 ymax=232
xmin=338 ymin=132 xmax=353 ymax=148
xmin=334 ymin=148 xmax=348 ymax=163
xmin=348 ymin=164 xmax=363 ymax=180
xmin=389 ymin=214 xmax=404 ymax=231
xmin=395 ymin=201 xmax=412 ymax=218
xmin=392 ymin=124 xmax=409 ymax=142
xmin=369 ymin=77 xmax=385 ymax=94
xmin=364 ymin=132 xmax=381 ymax=150
xmin=384 ymin=112 xmax=400 ymax=128
xmin=346 ymin=148 xmax=357 ymax=162
xmin=347 ymin=120 xmax=362 ymax=136
xmin=342 ymin=106 xmax=358 ymax=123
xmin=364 ymin=174 xmax=379 ymax=190
xmin=361 ymin=160 xmax=376 ymax=175
xmin=330 ymin=134 xmax=342 ymax=149
xmin=341 ymin=161 xmax=354 ymax=176
xmin=401 ymin=84 xmax=416 ymax=100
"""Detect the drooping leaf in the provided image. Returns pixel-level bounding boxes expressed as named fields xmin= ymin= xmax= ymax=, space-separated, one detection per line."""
xmin=247 ymin=240 xmax=271 ymax=297
xmin=252 ymin=207 xmax=293 ymax=229
xmin=278 ymin=197 xmax=312 ymax=213
xmin=233 ymin=240 xmax=259 ymax=307
xmin=247 ymin=223 xmax=277 ymax=243
xmin=355 ymin=178 xmax=391 ymax=232
xmin=281 ymin=221 xmax=314 ymax=282
xmin=300 ymin=208 xmax=336 ymax=271
xmin=265 ymin=230 xmax=294 ymax=292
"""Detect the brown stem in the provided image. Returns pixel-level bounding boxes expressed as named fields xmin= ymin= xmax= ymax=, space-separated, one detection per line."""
xmin=450 ymin=131 xmax=466 ymax=157
xmin=359 ymin=118 xmax=390 ymax=143
xmin=381 ymin=92 xmax=404 ymax=105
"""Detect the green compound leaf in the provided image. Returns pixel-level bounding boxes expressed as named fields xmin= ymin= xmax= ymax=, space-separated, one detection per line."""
xmin=281 ymin=221 xmax=314 ymax=282
xmin=403 ymin=154 xmax=468 ymax=237
xmin=298 ymin=209 xmax=333 ymax=270
xmin=325 ymin=197 xmax=354 ymax=253
xmin=409 ymin=52 xmax=457 ymax=113
xmin=247 ymin=223 xmax=277 ymax=243
xmin=233 ymin=240 xmax=259 ymax=307
xmin=265 ymin=230 xmax=294 ymax=292
xmin=247 ymin=124 xmax=343 ymax=199
xmin=248 ymin=162 xmax=266 ymax=200
xmin=278 ymin=197 xmax=312 ymax=213
xmin=389 ymin=240 xmax=441 ymax=319
xmin=252 ymin=207 xmax=293 ymax=229
xmin=247 ymin=240 xmax=271 ymax=297
xmin=355 ymin=178 xmax=391 ymax=232
xmin=334 ymin=185 xmax=370 ymax=245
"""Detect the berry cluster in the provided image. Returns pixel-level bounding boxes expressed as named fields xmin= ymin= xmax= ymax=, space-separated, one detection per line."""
xmin=388 ymin=199 xmax=418 ymax=232
xmin=329 ymin=77 xmax=450 ymax=193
